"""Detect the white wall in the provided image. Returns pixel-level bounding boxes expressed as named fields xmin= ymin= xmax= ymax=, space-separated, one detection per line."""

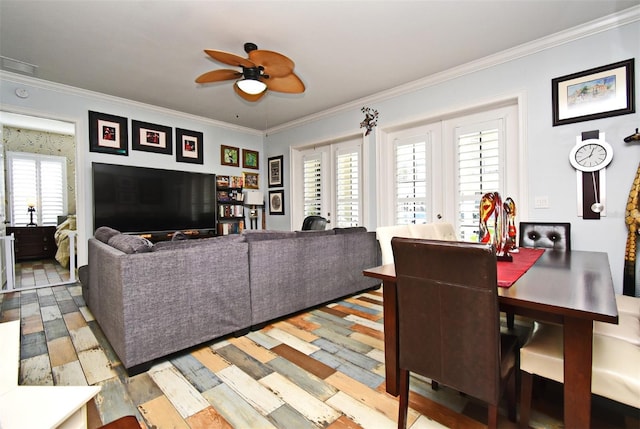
xmin=264 ymin=20 xmax=640 ymax=293
xmin=0 ymin=75 xmax=263 ymax=266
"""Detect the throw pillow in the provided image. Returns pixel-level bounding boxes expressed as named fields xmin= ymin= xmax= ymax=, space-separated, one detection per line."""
xmin=333 ymin=226 xmax=367 ymax=234
xmin=108 ymin=234 xmax=153 ymax=254
xmin=95 ymin=226 xmax=121 ymax=243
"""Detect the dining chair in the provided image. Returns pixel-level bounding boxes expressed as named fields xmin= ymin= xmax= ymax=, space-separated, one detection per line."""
xmin=518 ymin=321 xmax=640 ymax=428
xmin=518 ymin=222 xmax=571 ymax=251
xmin=301 ymin=215 xmax=327 ymax=230
xmin=391 ymin=237 xmax=518 ymax=429
xmin=506 ymin=222 xmax=572 ymax=329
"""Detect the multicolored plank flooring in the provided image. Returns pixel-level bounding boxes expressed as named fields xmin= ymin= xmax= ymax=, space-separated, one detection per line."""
xmin=13 ymin=258 xmax=70 ymax=289
xmin=1 ymin=278 xmax=637 ymax=429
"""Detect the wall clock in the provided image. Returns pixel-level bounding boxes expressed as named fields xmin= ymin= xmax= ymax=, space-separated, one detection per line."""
xmin=570 ymin=130 xmax=612 ymax=219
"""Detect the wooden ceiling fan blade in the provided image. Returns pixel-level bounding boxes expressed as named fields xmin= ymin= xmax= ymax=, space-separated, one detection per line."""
xmin=204 ymin=49 xmax=255 ymax=68
xmin=234 ymin=82 xmax=266 ymax=102
xmin=195 ymin=69 xmax=242 ymax=83
xmin=248 ymin=50 xmax=294 ymax=78
xmin=265 ymin=73 xmax=305 ymax=94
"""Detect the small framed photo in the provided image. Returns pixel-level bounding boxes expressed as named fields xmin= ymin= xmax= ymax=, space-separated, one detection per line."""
xmin=175 ymin=128 xmax=203 ymax=164
xmin=221 ymin=145 xmax=240 ymax=167
xmin=242 ymin=149 xmax=259 ymax=169
xmin=552 ymin=58 xmax=635 ymax=126
xmin=89 ymin=111 xmax=128 ymax=155
xmin=269 ymin=190 xmax=285 ymax=215
xmin=132 ymin=120 xmax=172 ymax=154
xmin=243 ymin=172 xmax=259 ymax=189
xmin=268 ymin=155 xmax=284 ymax=188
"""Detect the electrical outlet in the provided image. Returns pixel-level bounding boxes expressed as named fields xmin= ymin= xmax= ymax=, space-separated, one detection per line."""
xmin=534 ymin=196 xmax=550 ymax=209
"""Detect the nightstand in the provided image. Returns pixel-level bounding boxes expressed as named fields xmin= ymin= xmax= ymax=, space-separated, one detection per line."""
xmin=6 ymin=226 xmax=57 ymax=261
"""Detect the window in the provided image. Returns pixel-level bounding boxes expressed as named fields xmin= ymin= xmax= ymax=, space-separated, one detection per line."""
xmin=394 ymin=137 xmax=430 ymax=224
xmin=7 ymin=152 xmax=67 ymax=226
xmin=302 ymin=153 xmax=323 ymax=217
xmin=456 ymin=127 xmax=501 ymax=241
xmin=335 ymin=147 xmax=360 ymax=227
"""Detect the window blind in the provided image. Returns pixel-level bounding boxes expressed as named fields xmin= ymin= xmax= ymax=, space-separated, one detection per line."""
xmin=303 ymin=155 xmax=322 ymax=217
xmin=457 ymin=129 xmax=499 ymax=241
xmin=335 ymin=149 xmax=359 ymax=227
xmin=7 ymin=152 xmax=67 ymax=226
xmin=395 ymin=140 xmax=428 ymax=224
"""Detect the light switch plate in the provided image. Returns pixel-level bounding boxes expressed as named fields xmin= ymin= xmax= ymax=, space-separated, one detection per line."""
xmin=534 ymin=196 xmax=549 ymax=209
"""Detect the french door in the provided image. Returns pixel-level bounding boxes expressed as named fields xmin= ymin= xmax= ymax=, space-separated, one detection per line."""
xmin=292 ymin=136 xmax=363 ymax=230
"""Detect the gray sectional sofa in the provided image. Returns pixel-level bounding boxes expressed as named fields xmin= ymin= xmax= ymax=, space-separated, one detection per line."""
xmin=86 ymin=226 xmax=381 ymax=373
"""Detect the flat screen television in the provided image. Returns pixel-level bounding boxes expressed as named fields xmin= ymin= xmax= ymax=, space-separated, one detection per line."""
xmin=92 ymin=162 xmax=216 ymax=234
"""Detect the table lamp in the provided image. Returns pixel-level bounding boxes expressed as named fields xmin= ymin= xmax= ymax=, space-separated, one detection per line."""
xmin=27 ymin=199 xmax=37 ymax=227
xmin=244 ymin=190 xmax=264 ymax=230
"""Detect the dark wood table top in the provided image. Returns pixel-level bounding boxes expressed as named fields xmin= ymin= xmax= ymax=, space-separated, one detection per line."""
xmin=364 ymin=249 xmax=618 ymax=324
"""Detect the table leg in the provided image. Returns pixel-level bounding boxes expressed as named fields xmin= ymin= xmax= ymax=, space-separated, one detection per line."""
xmin=563 ymin=317 xmax=593 ymax=429
xmin=382 ymin=279 xmax=399 ymax=396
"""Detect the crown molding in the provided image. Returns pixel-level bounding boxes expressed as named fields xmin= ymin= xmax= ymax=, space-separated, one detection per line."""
xmin=268 ymin=5 xmax=640 ymax=135
xmin=0 ymin=71 xmax=263 ymax=137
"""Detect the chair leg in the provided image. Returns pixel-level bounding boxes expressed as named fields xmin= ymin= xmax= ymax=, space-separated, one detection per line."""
xmin=487 ymin=403 xmax=498 ymax=429
xmin=506 ymin=370 xmax=517 ymax=422
xmin=506 ymin=312 xmax=515 ymax=329
xmin=398 ymin=369 xmax=410 ymax=429
xmin=519 ymin=370 xmax=533 ymax=429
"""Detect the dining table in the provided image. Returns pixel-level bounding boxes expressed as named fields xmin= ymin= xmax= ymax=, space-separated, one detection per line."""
xmin=363 ymin=249 xmax=619 ymax=429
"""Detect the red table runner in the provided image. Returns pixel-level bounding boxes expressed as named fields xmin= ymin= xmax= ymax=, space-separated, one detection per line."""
xmin=497 ymin=247 xmax=545 ymax=287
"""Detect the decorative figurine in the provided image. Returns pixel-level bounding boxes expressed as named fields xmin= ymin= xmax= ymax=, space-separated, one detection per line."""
xmin=479 ymin=191 xmax=512 ymax=261
xmin=504 ymin=197 xmax=518 ymax=253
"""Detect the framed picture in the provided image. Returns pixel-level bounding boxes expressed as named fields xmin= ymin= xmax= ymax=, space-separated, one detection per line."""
xmin=243 ymin=172 xmax=259 ymax=189
xmin=552 ymin=58 xmax=635 ymax=126
xmin=268 ymin=155 xmax=284 ymax=188
xmin=221 ymin=145 xmax=240 ymax=167
xmin=88 ymin=111 xmax=128 ymax=155
xmin=132 ymin=120 xmax=172 ymax=154
xmin=175 ymin=128 xmax=203 ymax=164
xmin=269 ymin=190 xmax=285 ymax=215
xmin=242 ymin=149 xmax=259 ymax=169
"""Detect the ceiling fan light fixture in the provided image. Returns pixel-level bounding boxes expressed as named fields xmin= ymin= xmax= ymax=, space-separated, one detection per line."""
xmin=237 ymin=78 xmax=267 ymax=95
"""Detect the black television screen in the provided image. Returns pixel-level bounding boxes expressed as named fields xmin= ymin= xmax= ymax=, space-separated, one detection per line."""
xmin=92 ymin=163 xmax=216 ymax=234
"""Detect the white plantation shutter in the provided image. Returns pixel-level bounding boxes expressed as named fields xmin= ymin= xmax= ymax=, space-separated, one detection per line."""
xmin=303 ymin=154 xmax=322 ymax=217
xmin=7 ymin=152 xmax=67 ymax=226
xmin=335 ymin=147 xmax=360 ymax=227
xmin=457 ymin=128 xmax=500 ymax=241
xmin=395 ymin=138 xmax=429 ymax=224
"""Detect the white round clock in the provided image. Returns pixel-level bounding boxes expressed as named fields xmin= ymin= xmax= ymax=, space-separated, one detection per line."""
xmin=569 ymin=138 xmax=613 ymax=172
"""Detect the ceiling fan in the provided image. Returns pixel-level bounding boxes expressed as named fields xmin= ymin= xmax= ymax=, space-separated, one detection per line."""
xmin=195 ymin=42 xmax=305 ymax=102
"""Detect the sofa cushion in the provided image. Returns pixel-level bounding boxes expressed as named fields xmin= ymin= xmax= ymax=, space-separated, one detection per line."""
xmin=95 ymin=226 xmax=121 ymax=243
xmin=152 ymin=234 xmax=245 ymax=251
xmin=242 ymin=230 xmax=297 ymax=242
xmin=333 ymin=227 xmax=367 ymax=234
xmin=108 ymin=234 xmax=153 ymax=254
xmin=295 ymin=230 xmax=336 ymax=237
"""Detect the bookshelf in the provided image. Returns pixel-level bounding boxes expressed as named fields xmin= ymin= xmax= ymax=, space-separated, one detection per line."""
xmin=216 ymin=175 xmax=244 ymax=235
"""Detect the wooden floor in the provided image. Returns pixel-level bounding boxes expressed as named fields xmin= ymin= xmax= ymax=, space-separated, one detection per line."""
xmin=0 ymin=282 xmax=637 ymax=429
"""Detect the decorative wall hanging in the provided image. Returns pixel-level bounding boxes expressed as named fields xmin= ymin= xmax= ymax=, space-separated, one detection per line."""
xmin=175 ymin=128 xmax=203 ymax=164
xmin=88 ymin=111 xmax=128 ymax=156
xmin=552 ymin=58 xmax=635 ymax=126
xmin=269 ymin=190 xmax=285 ymax=215
xmin=242 ymin=149 xmax=259 ymax=169
xmin=268 ymin=155 xmax=284 ymax=188
xmin=243 ymin=172 xmax=259 ymax=189
xmin=360 ymin=107 xmax=379 ymax=136
xmin=132 ymin=120 xmax=172 ymax=155
xmin=221 ymin=145 xmax=239 ymax=167
xmin=623 ymin=163 xmax=640 ymax=296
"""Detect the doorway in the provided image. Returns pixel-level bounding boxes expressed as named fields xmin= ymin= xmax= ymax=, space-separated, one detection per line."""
xmin=0 ymin=111 xmax=77 ymax=291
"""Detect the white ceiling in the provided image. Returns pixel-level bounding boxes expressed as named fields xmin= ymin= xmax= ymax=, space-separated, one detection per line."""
xmin=1 ymin=1 xmax=638 ymax=131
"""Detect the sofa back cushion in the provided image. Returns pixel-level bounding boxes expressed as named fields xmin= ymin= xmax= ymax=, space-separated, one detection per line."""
xmin=95 ymin=226 xmax=121 ymax=243
xmin=242 ymin=230 xmax=297 ymax=242
xmin=333 ymin=227 xmax=368 ymax=234
xmin=152 ymin=234 xmax=245 ymax=251
xmin=107 ymin=234 xmax=153 ymax=254
xmin=295 ymin=230 xmax=336 ymax=237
